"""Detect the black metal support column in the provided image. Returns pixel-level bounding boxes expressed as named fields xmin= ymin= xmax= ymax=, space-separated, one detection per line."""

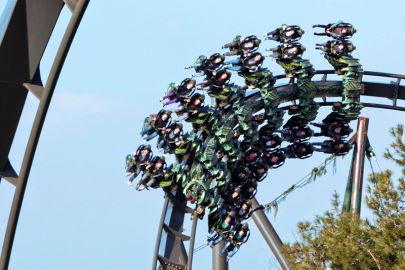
xmin=251 ymin=198 xmax=291 ymax=270
xmin=212 ymin=241 xmax=228 ymax=270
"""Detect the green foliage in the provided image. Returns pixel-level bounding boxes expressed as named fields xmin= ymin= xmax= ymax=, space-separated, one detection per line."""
xmin=283 ymin=125 xmax=405 ymax=270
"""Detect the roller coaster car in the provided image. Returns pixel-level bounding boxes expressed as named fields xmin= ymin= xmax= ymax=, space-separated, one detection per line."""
xmin=313 ymin=22 xmax=356 ymax=39
xmin=265 ymin=25 xmax=304 ymax=43
xmin=267 ymin=43 xmax=305 ymax=60
xmin=316 ymin=39 xmax=355 ymax=56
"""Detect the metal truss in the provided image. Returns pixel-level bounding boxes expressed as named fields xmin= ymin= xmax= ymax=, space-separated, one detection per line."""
xmin=0 ymin=1 xmax=89 ymax=269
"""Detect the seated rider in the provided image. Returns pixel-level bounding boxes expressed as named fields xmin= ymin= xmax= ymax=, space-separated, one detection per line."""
xmin=156 ymin=122 xmax=184 ymax=153
xmin=230 ymin=163 xmax=251 ymax=185
xmin=265 ymin=25 xmax=304 ymax=43
xmin=161 ymin=79 xmax=196 ymax=107
xmin=139 ymin=109 xmax=172 ymax=141
xmin=236 ymin=201 xmax=252 ymax=220
xmin=262 ymin=150 xmax=286 ymax=169
xmin=223 ymin=35 xmax=261 ymax=56
xmin=281 ymin=125 xmax=313 ymax=143
xmin=191 ymin=53 xmax=225 ymax=77
xmin=282 ymin=116 xmax=314 ymax=142
xmin=136 ymin=156 xmax=166 ymax=191
xmin=248 ymin=161 xmax=268 ymax=182
xmin=207 ymin=211 xmax=236 ymax=247
xmin=284 ymin=142 xmax=314 ymax=159
xmin=221 ymin=223 xmax=250 ymax=261
xmin=125 ymin=144 xmax=152 ymax=185
xmin=313 ymin=139 xmax=352 ymax=156
xmin=222 ymin=185 xmax=242 ymax=207
xmin=267 ymin=42 xmax=305 ymax=60
xmin=313 ymin=21 xmax=356 ymax=39
xmin=199 ymin=68 xmax=232 ymax=90
xmin=315 ymin=39 xmax=355 ymax=56
xmin=312 ymin=113 xmax=353 ymax=140
xmin=226 ymin=52 xmax=264 ymax=73
xmin=240 ymin=180 xmax=257 ymax=200
xmin=259 ymin=126 xmax=282 ymax=151
xmin=242 ymin=147 xmax=262 ymax=165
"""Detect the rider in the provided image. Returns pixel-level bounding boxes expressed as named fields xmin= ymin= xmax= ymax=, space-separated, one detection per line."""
xmin=125 ymin=144 xmax=152 ymax=186
xmin=136 ymin=156 xmax=166 ymax=190
xmin=313 ymin=139 xmax=352 ymax=156
xmin=284 ymin=142 xmax=314 ymax=159
xmin=221 ymin=223 xmax=250 ymax=260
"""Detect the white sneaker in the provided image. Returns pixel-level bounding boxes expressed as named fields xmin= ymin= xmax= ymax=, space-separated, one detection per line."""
xmin=127 ymin=180 xmax=133 ymax=186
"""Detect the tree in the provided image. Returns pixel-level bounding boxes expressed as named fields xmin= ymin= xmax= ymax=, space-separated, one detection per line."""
xmin=283 ymin=124 xmax=405 ymax=270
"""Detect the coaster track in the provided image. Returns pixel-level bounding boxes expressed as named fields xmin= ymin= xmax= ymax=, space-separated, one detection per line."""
xmin=151 ymin=70 xmax=405 ymax=270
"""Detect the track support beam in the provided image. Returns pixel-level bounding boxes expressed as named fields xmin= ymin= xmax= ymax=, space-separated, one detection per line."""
xmin=251 ymin=198 xmax=291 ymax=270
xmin=0 ymin=1 xmax=90 ymax=268
xmin=212 ymin=241 xmax=228 ymax=270
xmin=343 ymin=117 xmax=369 ymax=214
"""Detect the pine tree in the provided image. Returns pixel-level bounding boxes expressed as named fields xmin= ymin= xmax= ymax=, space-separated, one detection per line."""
xmin=283 ymin=124 xmax=405 ymax=270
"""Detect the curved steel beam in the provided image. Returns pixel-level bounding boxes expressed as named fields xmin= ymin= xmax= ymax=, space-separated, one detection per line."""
xmin=246 ymin=79 xmax=405 ymax=114
xmin=0 ymin=1 xmax=89 ymax=269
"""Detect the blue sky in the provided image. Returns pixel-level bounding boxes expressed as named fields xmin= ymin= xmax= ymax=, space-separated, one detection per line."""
xmin=1 ymin=0 xmax=405 ymax=269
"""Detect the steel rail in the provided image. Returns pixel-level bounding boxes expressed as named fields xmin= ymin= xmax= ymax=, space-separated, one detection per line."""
xmin=273 ymin=70 xmax=405 ymax=80
xmin=251 ymin=198 xmax=291 ymax=270
xmin=152 ymin=195 xmax=170 ymax=270
xmin=0 ymin=1 xmax=89 ymax=269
